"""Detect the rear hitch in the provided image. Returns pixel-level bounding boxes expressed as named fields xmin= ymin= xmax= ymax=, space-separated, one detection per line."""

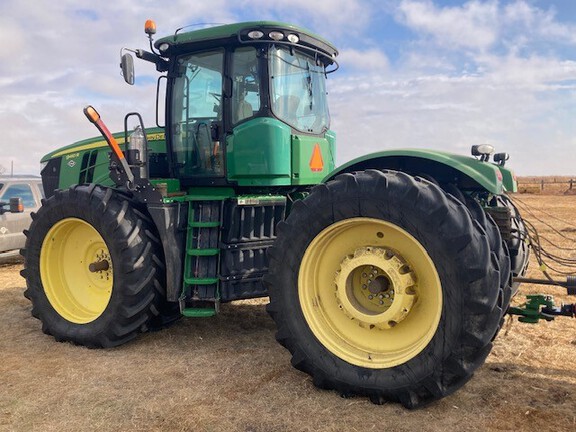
xmin=508 ymin=294 xmax=576 ymax=323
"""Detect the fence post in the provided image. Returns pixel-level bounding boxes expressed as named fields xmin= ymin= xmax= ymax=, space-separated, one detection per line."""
xmin=541 ymin=179 xmax=544 ymax=191
xmin=570 ymin=179 xmax=573 ymax=190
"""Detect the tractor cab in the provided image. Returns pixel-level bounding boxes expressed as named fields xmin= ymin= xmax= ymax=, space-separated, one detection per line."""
xmin=122 ymin=21 xmax=338 ymax=187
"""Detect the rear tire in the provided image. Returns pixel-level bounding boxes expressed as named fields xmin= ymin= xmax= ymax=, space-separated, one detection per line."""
xmin=463 ymin=196 xmax=512 ymax=338
xmin=266 ymin=170 xmax=502 ymax=408
xmin=493 ymin=195 xmax=530 ymax=292
xmin=22 ymin=185 xmax=164 ymax=348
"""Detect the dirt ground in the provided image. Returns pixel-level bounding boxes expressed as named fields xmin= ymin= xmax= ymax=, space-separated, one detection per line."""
xmin=1 ymin=193 xmax=575 ymax=432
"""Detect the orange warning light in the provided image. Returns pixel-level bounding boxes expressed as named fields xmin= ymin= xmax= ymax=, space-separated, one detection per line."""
xmin=309 ymin=143 xmax=324 ymax=172
xmin=145 ymin=19 xmax=157 ymax=35
xmin=83 ymin=105 xmax=100 ymax=124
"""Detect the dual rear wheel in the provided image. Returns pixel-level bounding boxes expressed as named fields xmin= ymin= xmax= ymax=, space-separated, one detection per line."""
xmin=266 ymin=170 xmax=509 ymax=408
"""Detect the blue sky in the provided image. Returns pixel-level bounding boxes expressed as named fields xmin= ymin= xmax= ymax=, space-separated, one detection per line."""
xmin=1 ymin=0 xmax=575 ymax=175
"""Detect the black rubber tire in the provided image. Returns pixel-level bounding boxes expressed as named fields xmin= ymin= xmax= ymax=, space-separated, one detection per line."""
xmin=21 ymin=185 xmax=165 ymax=348
xmin=494 ymin=195 xmax=530 ymax=292
xmin=442 ymin=185 xmax=512 ymax=319
xmin=463 ymin=197 xmax=512 ymax=339
xmin=265 ymin=170 xmax=502 ymax=408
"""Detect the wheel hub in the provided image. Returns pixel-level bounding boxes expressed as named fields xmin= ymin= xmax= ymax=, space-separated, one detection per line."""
xmin=40 ymin=218 xmax=114 ymax=324
xmin=298 ymin=217 xmax=442 ymax=368
xmin=334 ymin=247 xmax=417 ymax=330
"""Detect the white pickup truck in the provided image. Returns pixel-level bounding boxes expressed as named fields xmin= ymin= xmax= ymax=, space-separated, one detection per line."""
xmin=0 ymin=177 xmax=44 ymax=257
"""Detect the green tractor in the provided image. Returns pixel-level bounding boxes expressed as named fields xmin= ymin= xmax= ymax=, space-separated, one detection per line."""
xmin=22 ymin=20 xmax=531 ymax=408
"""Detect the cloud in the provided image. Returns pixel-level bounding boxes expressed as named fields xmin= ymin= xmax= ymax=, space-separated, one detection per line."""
xmin=396 ymin=0 xmax=576 ymax=53
xmin=397 ymin=0 xmax=499 ymax=51
xmin=1 ymin=0 xmax=575 ymax=176
xmin=338 ymin=48 xmax=390 ymax=72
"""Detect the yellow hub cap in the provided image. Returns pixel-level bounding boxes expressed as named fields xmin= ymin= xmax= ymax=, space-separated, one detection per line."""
xmin=299 ymin=218 xmax=442 ymax=368
xmin=40 ymin=218 xmax=113 ymax=324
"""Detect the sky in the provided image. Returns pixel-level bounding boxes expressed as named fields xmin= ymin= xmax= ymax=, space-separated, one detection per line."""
xmin=1 ymin=0 xmax=576 ymax=176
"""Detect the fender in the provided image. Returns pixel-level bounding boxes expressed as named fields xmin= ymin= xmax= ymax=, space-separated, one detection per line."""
xmin=324 ymin=149 xmax=507 ymax=195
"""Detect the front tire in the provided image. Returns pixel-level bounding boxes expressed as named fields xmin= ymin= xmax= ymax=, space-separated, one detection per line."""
xmin=266 ymin=170 xmax=502 ymax=408
xmin=22 ymin=185 xmax=164 ymax=348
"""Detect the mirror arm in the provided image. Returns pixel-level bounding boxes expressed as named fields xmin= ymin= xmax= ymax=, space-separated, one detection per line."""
xmin=136 ymin=49 xmax=169 ymax=72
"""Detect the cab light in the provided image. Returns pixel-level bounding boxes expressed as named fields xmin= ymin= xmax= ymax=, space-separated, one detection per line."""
xmin=269 ymin=31 xmax=285 ymax=41
xmin=471 ymin=144 xmax=494 ymax=156
xmin=287 ymin=34 xmax=299 ymax=43
xmin=159 ymin=43 xmax=170 ymax=53
xmin=248 ymin=30 xmax=264 ymax=39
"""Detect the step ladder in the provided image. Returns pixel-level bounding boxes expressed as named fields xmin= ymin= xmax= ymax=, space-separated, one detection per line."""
xmin=180 ymin=200 xmax=222 ymax=317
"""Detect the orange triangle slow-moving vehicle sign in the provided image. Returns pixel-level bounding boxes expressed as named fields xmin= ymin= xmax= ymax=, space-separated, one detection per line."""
xmin=309 ymin=143 xmax=324 ymax=172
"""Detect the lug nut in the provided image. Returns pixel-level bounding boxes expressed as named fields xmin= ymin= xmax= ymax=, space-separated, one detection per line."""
xmin=368 ymin=295 xmax=374 ymax=300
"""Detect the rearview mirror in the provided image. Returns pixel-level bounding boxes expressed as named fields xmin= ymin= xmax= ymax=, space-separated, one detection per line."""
xmin=121 ymin=53 xmax=135 ymax=85
xmin=10 ymin=197 xmax=24 ymax=213
xmin=0 ymin=197 xmax=23 ymax=215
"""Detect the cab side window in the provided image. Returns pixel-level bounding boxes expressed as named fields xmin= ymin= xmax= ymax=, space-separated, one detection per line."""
xmin=232 ymin=47 xmax=260 ymax=125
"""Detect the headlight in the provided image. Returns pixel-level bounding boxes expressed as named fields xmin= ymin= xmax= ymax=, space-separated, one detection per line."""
xmin=287 ymin=34 xmax=299 ymax=43
xmin=269 ymin=31 xmax=285 ymax=41
xmin=493 ymin=152 xmax=509 ymax=166
xmin=471 ymin=144 xmax=494 ymax=157
xmin=248 ymin=30 xmax=264 ymax=39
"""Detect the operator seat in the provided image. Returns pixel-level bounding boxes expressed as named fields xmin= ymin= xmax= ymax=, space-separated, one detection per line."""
xmin=235 ymin=100 xmax=253 ymax=123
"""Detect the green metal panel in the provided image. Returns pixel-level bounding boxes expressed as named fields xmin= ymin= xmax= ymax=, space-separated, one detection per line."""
xmin=324 ymin=149 xmax=504 ymax=195
xmin=497 ymin=166 xmax=518 ymax=193
xmin=226 ymin=118 xmax=292 ymax=186
xmin=150 ymin=178 xmax=181 ymax=195
xmin=163 ymin=187 xmax=236 ymax=204
xmin=42 ymin=128 xmax=167 ymax=190
xmin=291 ymin=135 xmax=335 ymax=185
xmin=181 ymin=308 xmax=217 ymax=318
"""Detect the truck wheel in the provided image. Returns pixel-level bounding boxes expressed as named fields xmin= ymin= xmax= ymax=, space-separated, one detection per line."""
xmin=21 ymin=185 xmax=164 ymax=348
xmin=266 ymin=170 xmax=501 ymax=408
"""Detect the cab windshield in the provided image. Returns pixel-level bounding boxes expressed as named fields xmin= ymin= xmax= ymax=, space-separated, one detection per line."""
xmin=269 ymin=46 xmax=330 ymax=134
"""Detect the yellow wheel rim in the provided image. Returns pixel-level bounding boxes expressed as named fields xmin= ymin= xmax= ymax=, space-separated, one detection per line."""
xmin=40 ymin=218 xmax=113 ymax=324
xmin=298 ymin=218 xmax=442 ymax=368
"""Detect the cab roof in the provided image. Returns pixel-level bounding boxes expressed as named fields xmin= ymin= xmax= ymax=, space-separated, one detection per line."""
xmin=154 ymin=21 xmax=338 ymax=59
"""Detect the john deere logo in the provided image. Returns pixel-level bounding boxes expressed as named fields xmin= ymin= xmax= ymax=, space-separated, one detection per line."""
xmin=67 ymin=160 xmax=76 ymax=168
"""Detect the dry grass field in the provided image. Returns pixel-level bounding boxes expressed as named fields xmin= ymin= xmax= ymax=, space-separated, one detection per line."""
xmin=1 ymin=190 xmax=576 ymax=431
